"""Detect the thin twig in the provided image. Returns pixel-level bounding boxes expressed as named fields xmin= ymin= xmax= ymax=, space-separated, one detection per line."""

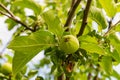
xmin=64 ymin=0 xmax=81 ymax=31
xmin=77 ymin=0 xmax=92 ymax=37
xmin=0 ymin=3 xmax=34 ymax=31
xmin=104 ymin=19 xmax=120 ymax=36
xmin=0 ymin=11 xmax=11 ymax=18
xmin=0 ymin=3 xmax=15 ymax=18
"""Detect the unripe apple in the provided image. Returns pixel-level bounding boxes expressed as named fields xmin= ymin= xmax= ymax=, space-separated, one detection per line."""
xmin=59 ymin=35 xmax=79 ymax=54
xmin=1 ymin=62 xmax=12 ymax=75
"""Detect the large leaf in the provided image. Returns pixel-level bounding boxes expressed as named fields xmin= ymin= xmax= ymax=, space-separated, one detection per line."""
xmin=8 ymin=30 xmax=55 ymax=76
xmin=78 ymin=35 xmax=105 ymax=54
xmin=89 ymin=7 xmax=108 ymax=29
xmin=80 ymin=42 xmax=105 ymax=55
xmin=78 ymin=35 xmax=98 ymax=44
xmin=42 ymin=10 xmax=64 ymax=39
xmin=100 ymin=56 xmax=112 ymax=74
xmin=98 ymin=0 xmax=116 ymax=17
xmin=13 ymin=0 xmax=41 ymax=15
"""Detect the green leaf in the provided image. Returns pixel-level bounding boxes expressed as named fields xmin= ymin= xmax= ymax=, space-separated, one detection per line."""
xmin=92 ymin=0 xmax=102 ymax=8
xmin=89 ymin=7 xmax=108 ymax=29
xmin=5 ymin=19 xmax=17 ymax=30
xmin=8 ymin=30 xmax=55 ymax=76
xmin=42 ymin=10 xmax=64 ymax=39
xmin=80 ymin=42 xmax=105 ymax=54
xmin=116 ymin=2 xmax=120 ymax=12
xmin=79 ymin=34 xmax=104 ymax=55
xmin=13 ymin=0 xmax=41 ymax=15
xmin=111 ymin=50 xmax=120 ymax=63
xmin=112 ymin=70 xmax=120 ymax=79
xmin=98 ymin=0 xmax=116 ymax=17
xmin=109 ymin=34 xmax=120 ymax=55
xmin=78 ymin=35 xmax=98 ymax=44
xmin=100 ymin=56 xmax=113 ymax=74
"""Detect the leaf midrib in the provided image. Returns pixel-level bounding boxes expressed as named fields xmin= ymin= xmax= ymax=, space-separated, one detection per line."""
xmin=9 ymin=43 xmax=54 ymax=48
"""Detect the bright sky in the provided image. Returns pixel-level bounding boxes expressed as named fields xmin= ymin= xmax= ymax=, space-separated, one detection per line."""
xmin=0 ymin=17 xmax=16 ymax=52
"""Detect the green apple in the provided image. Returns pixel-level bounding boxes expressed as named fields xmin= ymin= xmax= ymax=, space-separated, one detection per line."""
xmin=59 ymin=35 xmax=79 ymax=54
xmin=1 ymin=62 xmax=12 ymax=75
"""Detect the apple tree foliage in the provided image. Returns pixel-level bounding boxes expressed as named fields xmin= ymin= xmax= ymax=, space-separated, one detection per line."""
xmin=0 ymin=0 xmax=120 ymax=80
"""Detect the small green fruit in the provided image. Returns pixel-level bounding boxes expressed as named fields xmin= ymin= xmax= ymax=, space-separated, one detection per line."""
xmin=59 ymin=35 xmax=79 ymax=54
xmin=1 ymin=62 xmax=12 ymax=75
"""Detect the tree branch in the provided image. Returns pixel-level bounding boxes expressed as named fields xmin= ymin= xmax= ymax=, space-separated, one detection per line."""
xmin=77 ymin=0 xmax=92 ymax=37
xmin=64 ymin=0 xmax=81 ymax=31
xmin=104 ymin=19 xmax=120 ymax=36
xmin=87 ymin=72 xmax=92 ymax=80
xmin=0 ymin=3 xmax=34 ymax=31
xmin=58 ymin=1 xmax=82 ymax=80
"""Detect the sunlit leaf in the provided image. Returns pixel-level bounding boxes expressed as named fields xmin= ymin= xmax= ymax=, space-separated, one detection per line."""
xmin=98 ymin=0 xmax=116 ymax=17
xmin=100 ymin=56 xmax=112 ymax=74
xmin=109 ymin=34 xmax=120 ymax=55
xmin=114 ymin=23 xmax=120 ymax=31
xmin=80 ymin=42 xmax=105 ymax=54
xmin=112 ymin=70 xmax=120 ymax=79
xmin=78 ymin=35 xmax=98 ymax=44
xmin=89 ymin=7 xmax=108 ymax=29
xmin=8 ymin=30 xmax=55 ymax=76
xmin=42 ymin=10 xmax=64 ymax=39
xmin=13 ymin=0 xmax=41 ymax=15
xmin=5 ymin=18 xmax=17 ymax=30
xmin=116 ymin=2 xmax=120 ymax=12
xmin=110 ymin=50 xmax=120 ymax=63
